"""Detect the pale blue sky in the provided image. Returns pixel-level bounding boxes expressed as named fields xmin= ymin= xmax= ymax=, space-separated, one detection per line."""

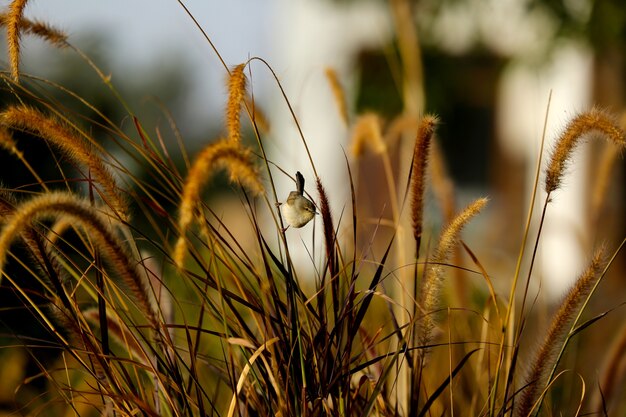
xmin=21 ymin=1 xmax=275 ymax=131
xmin=27 ymin=1 xmax=272 ymax=66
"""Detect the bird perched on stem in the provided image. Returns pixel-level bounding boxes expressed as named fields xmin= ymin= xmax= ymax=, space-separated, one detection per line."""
xmin=278 ymin=171 xmax=317 ymax=231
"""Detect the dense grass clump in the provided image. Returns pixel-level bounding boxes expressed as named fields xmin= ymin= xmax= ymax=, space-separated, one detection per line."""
xmin=0 ymin=1 xmax=624 ymax=416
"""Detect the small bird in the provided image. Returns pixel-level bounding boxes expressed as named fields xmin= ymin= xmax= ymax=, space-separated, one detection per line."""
xmin=279 ymin=171 xmax=317 ymax=231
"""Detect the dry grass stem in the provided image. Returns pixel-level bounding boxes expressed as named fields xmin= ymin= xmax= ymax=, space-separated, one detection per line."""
xmin=410 ymin=114 xmax=438 ymax=253
xmin=226 ymin=63 xmax=247 ymax=143
xmin=325 ymin=67 xmax=349 ymax=125
xmin=83 ymin=308 xmax=151 ymax=366
xmin=175 ymin=138 xmax=263 ymax=266
xmin=0 ymin=11 xmax=68 ymax=48
xmin=0 ymin=192 xmax=157 ymax=326
xmin=350 ymin=112 xmax=386 ymax=156
xmin=5 ymin=0 xmax=29 ymax=82
xmin=545 ymin=108 xmax=625 ymax=194
xmin=245 ymin=95 xmax=270 ymax=133
xmin=0 ymin=105 xmax=127 ymax=220
xmin=515 ymin=248 xmax=606 ymax=417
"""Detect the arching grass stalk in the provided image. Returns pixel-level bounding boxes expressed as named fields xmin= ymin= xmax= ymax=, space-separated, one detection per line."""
xmin=0 ymin=105 xmax=128 ymax=221
xmin=515 ymin=248 xmax=606 ymax=417
xmin=526 ymin=237 xmax=625 ymax=417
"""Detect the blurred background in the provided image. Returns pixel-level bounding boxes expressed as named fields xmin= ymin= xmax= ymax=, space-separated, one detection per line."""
xmin=0 ymin=0 xmax=624 ymax=414
xmin=5 ymin=0 xmax=624 ymax=292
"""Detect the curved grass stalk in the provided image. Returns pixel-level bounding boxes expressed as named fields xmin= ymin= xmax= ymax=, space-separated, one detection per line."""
xmin=174 ymin=138 xmax=264 ymax=266
xmin=226 ymin=337 xmax=280 ymax=417
xmin=515 ymin=248 xmax=606 ymax=417
xmin=529 ymin=238 xmax=624 ymax=416
xmin=0 ymin=105 xmax=128 ymax=221
xmin=0 ymin=191 xmax=157 ymax=327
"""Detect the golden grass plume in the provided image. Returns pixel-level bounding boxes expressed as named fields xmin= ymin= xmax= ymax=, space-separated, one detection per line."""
xmin=0 ymin=126 xmax=21 ymax=157
xmin=0 ymin=191 xmax=157 ymax=327
xmin=350 ymin=112 xmax=386 ymax=156
xmin=418 ymin=197 xmax=488 ymax=348
xmin=0 ymin=190 xmax=61 ymax=284
xmin=0 ymin=11 xmax=68 ymax=49
xmin=5 ymin=0 xmax=29 ymax=82
xmin=515 ymin=247 xmax=606 ymax=417
xmin=325 ymin=67 xmax=349 ymax=125
xmin=315 ymin=176 xmax=336 ymax=276
xmin=0 ymin=105 xmax=128 ymax=220
xmin=410 ymin=114 xmax=438 ymax=254
xmin=226 ymin=63 xmax=247 ymax=143
xmin=175 ymin=138 xmax=263 ymax=267
xmin=545 ymin=108 xmax=625 ymax=194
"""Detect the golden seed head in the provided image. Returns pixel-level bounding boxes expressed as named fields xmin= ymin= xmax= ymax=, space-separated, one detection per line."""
xmin=324 ymin=67 xmax=349 ymax=125
xmin=6 ymin=0 xmax=30 ymax=82
xmin=545 ymin=108 xmax=625 ymax=194
xmin=0 ymin=12 xmax=68 ymax=48
xmin=350 ymin=112 xmax=386 ymax=156
xmin=0 ymin=105 xmax=127 ymax=220
xmin=411 ymin=114 xmax=439 ymax=244
xmin=226 ymin=63 xmax=248 ymax=143
xmin=176 ymin=139 xmax=263 ymax=265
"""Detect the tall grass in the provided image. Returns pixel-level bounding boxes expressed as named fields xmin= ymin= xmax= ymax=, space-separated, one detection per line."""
xmin=0 ymin=1 xmax=625 ymax=416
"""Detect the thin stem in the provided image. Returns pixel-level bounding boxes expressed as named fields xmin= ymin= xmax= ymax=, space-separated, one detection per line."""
xmin=489 ymin=90 xmax=552 ymax=416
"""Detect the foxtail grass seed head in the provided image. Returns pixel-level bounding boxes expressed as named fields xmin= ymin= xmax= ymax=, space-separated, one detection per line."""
xmin=350 ymin=113 xmax=386 ymax=156
xmin=226 ymin=63 xmax=247 ymax=143
xmin=173 ymin=238 xmax=188 ymax=269
xmin=0 ymin=126 xmax=21 ymax=157
xmin=0 ymin=192 xmax=157 ymax=326
xmin=418 ymin=197 xmax=487 ymax=350
xmin=411 ymin=114 xmax=438 ymax=248
xmin=545 ymin=108 xmax=625 ymax=194
xmin=176 ymin=139 xmax=263 ymax=266
xmin=0 ymin=12 xmax=68 ymax=48
xmin=324 ymin=67 xmax=349 ymax=125
xmin=516 ymin=248 xmax=606 ymax=417
xmin=0 ymin=105 xmax=128 ymax=220
xmin=6 ymin=0 xmax=29 ymax=82
xmin=434 ymin=197 xmax=488 ymax=262
xmin=316 ymin=176 xmax=338 ymax=275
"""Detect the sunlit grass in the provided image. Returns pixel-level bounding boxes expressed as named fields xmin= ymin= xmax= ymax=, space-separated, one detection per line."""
xmin=0 ymin=1 xmax=624 ymax=417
